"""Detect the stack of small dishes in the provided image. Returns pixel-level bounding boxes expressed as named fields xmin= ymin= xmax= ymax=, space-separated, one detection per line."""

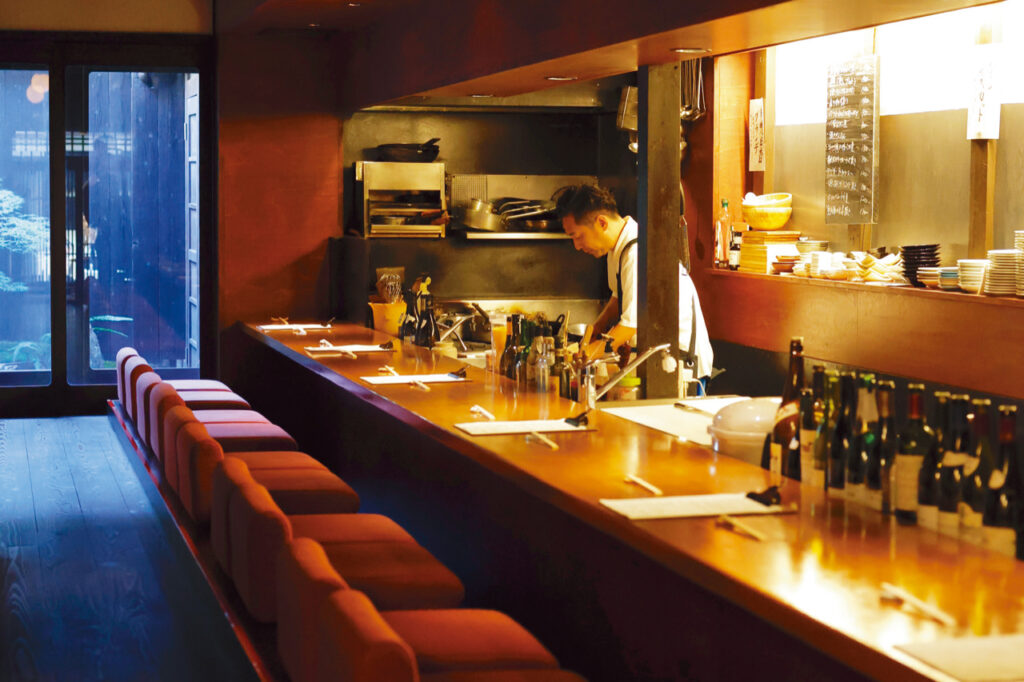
xmin=901 ymin=244 xmax=940 ymax=286
xmin=984 ymin=249 xmax=1018 ymax=296
xmin=916 ymin=267 xmax=941 ymax=289
xmin=938 ymin=266 xmax=960 ymax=291
xmin=957 ymin=259 xmax=988 ymax=294
xmin=795 ymin=240 xmax=828 ymax=267
xmin=1016 ymin=231 xmax=1024 ymax=297
xmin=771 ymin=254 xmax=800 ymax=274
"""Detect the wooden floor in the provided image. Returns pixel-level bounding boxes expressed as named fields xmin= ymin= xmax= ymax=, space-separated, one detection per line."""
xmin=0 ymin=416 xmax=260 ymax=682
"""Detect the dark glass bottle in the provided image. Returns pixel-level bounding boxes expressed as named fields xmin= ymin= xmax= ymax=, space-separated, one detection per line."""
xmin=499 ymin=314 xmax=521 ymax=378
xmin=868 ymin=380 xmax=895 ymax=513
xmin=811 ymin=366 xmax=826 ymax=424
xmin=847 ymin=374 xmax=876 ymax=507
xmin=982 ymin=405 xmax=1019 ymax=557
xmin=816 ymin=371 xmax=840 ymax=491
xmin=937 ymin=394 xmax=971 ymax=538
xmin=797 ymin=388 xmax=819 ymax=487
xmin=960 ymin=399 xmax=994 ymax=546
xmin=828 ymin=372 xmax=857 ymax=497
xmin=894 ymin=383 xmax=935 ymax=524
xmin=768 ymin=337 xmax=804 ymax=476
xmin=917 ymin=391 xmax=949 ymax=530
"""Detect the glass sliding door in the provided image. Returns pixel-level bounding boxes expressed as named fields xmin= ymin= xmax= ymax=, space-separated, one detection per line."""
xmin=0 ymin=69 xmax=51 ymax=387
xmin=65 ymin=68 xmax=200 ymax=385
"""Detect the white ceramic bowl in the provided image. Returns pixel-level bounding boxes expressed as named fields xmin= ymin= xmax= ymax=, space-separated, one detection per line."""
xmin=707 ymin=397 xmax=781 ymax=466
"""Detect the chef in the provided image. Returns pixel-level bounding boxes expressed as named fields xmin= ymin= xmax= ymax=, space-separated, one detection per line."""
xmin=553 ymin=183 xmax=714 ymax=391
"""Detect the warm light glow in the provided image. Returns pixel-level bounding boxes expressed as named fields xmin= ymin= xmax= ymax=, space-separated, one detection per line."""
xmin=545 ymin=76 xmax=578 ymax=82
xmin=26 ymin=85 xmax=44 ymax=104
xmin=671 ymin=47 xmax=710 ymax=55
xmin=30 ymin=73 xmax=49 ymax=92
xmin=470 ymin=94 xmax=494 ymax=98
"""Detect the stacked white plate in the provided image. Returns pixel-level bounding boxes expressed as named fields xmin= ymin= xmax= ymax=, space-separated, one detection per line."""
xmin=939 ymin=266 xmax=959 ymax=291
xmin=916 ymin=267 xmax=941 ymax=289
xmin=1016 ymin=231 xmax=1024 ymax=297
xmin=957 ymin=259 xmax=988 ymax=294
xmin=985 ymin=249 xmax=1018 ymax=296
xmin=796 ymin=240 xmax=829 ymax=267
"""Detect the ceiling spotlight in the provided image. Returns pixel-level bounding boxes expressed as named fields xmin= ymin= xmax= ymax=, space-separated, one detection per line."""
xmin=671 ymin=47 xmax=710 ymax=55
xmin=470 ymin=94 xmax=494 ymax=98
xmin=347 ymin=2 xmax=362 ymax=6
xmin=308 ymin=22 xmax=321 ymax=28
xmin=544 ymin=75 xmax=578 ymax=82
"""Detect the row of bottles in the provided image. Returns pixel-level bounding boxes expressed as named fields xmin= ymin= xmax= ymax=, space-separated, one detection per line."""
xmin=764 ymin=336 xmax=1023 ymax=559
xmin=497 ymin=314 xmax=579 ymax=398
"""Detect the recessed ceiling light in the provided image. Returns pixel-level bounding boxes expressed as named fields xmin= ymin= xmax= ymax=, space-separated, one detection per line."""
xmin=347 ymin=2 xmax=361 ymax=6
xmin=545 ymin=76 xmax=578 ymax=82
xmin=671 ymin=47 xmax=710 ymax=55
xmin=308 ymin=22 xmax=320 ymax=28
xmin=470 ymin=94 xmax=494 ymax=98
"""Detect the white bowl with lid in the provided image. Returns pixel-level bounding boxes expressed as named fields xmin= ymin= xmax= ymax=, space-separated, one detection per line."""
xmin=707 ymin=397 xmax=781 ymax=466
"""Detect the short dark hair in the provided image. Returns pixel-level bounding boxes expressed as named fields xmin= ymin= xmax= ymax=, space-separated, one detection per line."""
xmin=552 ymin=184 xmax=619 ymax=223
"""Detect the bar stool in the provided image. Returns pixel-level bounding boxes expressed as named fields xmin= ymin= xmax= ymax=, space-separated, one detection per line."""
xmin=317 ymin=590 xmax=571 ymax=682
xmin=115 ymin=347 xmax=139 ymax=408
xmin=166 ymin=378 xmax=231 ymax=392
xmin=122 ymin=355 xmax=153 ymax=424
xmin=229 ymin=480 xmax=464 ymax=622
xmin=212 ymin=457 xmax=360 ymax=576
xmin=170 ymin=416 xmax=301 ymax=523
xmin=151 ymin=384 xmax=254 ymax=463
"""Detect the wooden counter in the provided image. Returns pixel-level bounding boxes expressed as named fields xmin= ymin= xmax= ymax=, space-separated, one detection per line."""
xmin=227 ymin=322 xmax=1024 ymax=682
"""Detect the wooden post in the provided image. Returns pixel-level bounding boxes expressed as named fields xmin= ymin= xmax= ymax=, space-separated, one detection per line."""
xmin=637 ymin=62 xmax=681 ymax=399
xmin=968 ymin=139 xmax=996 ymax=259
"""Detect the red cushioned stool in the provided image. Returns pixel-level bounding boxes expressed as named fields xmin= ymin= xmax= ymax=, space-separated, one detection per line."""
xmin=152 ymin=385 xmax=253 ymax=463
xmin=316 ymin=590 xmax=563 ymax=682
xmin=115 ymin=347 xmax=139 ymax=408
xmin=122 ymin=355 xmax=153 ymax=424
xmin=212 ymin=457 xmax=359 ymax=575
xmin=229 ymin=481 xmax=463 ymax=623
xmin=167 ymin=378 xmax=230 ymax=392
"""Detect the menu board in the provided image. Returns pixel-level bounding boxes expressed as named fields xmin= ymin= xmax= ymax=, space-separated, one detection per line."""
xmin=825 ymin=56 xmax=879 ymax=224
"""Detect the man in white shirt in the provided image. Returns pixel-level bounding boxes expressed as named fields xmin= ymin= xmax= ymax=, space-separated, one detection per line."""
xmin=554 ymin=184 xmax=714 ymax=387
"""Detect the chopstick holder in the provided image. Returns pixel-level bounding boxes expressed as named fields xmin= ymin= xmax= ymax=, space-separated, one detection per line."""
xmin=880 ymin=583 xmax=956 ymax=627
xmin=470 ymin=405 xmax=496 ymax=421
xmin=411 ymin=379 xmax=431 ymax=392
xmin=624 ymin=474 xmax=663 ymax=496
xmin=717 ymin=514 xmax=767 ymax=542
xmin=528 ymin=431 xmax=559 ymax=450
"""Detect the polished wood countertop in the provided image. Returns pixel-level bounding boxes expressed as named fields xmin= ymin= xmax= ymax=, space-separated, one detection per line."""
xmin=244 ymin=322 xmax=1024 ymax=682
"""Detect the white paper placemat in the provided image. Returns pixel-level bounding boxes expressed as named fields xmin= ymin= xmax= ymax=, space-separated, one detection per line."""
xmin=258 ymin=323 xmax=331 ymax=332
xmin=675 ymin=396 xmax=751 ymax=414
xmin=599 ymin=493 xmax=789 ymax=520
xmin=897 ymin=636 xmax=1024 ymax=681
xmin=306 ymin=344 xmax=392 ymax=353
xmin=362 ymin=374 xmax=468 ymax=385
xmin=454 ymin=419 xmax=592 ymax=436
xmin=601 ymin=404 xmax=712 ymax=445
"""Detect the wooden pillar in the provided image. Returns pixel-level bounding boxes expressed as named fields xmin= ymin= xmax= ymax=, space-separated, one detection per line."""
xmin=637 ymin=62 xmax=681 ymax=398
xmin=968 ymin=139 xmax=996 ymax=258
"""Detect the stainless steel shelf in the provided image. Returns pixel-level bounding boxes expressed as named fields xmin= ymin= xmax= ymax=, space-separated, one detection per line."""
xmin=462 ymin=232 xmax=570 ymax=240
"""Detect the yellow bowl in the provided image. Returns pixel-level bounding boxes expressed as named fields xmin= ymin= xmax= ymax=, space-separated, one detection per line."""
xmin=743 ymin=192 xmax=792 ymax=208
xmin=741 ymin=205 xmax=793 ymax=230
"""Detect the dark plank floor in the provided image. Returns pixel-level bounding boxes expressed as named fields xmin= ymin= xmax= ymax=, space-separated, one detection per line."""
xmin=0 ymin=416 xmax=260 ymax=682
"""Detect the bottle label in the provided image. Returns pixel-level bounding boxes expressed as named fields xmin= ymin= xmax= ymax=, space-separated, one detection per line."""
xmin=894 ymin=453 xmax=923 ymax=513
xmin=918 ymin=504 xmax=939 ymax=530
xmin=983 ymin=526 xmax=1017 ymax=557
xmin=989 ymin=469 xmax=1006 ymax=490
xmin=846 ymin=482 xmax=864 ymax=507
xmin=941 ymin=451 xmax=968 ymax=467
xmin=769 ymin=442 xmax=783 ymax=475
xmin=937 ymin=510 xmax=960 ymax=537
xmin=809 ymin=469 xmax=825 ymax=491
xmin=960 ymin=504 xmax=984 ymax=545
xmin=864 ymin=487 xmax=883 ymax=512
xmin=799 ymin=429 xmax=816 ymax=485
xmin=962 ymin=457 xmax=981 ymax=477
xmin=773 ymin=402 xmax=799 ymax=428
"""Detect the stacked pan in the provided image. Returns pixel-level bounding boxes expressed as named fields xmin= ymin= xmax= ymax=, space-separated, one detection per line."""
xmin=901 ymin=244 xmax=940 ymax=287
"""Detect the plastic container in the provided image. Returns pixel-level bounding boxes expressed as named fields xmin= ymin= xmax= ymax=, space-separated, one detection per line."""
xmin=369 ymin=301 xmax=406 ymax=336
xmin=707 ymin=397 xmax=781 ymax=466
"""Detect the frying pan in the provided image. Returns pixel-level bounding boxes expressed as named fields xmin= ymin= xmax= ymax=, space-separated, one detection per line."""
xmin=376 ymin=137 xmax=440 ymax=162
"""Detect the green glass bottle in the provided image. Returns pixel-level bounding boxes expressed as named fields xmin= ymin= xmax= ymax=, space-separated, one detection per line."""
xmin=815 ymin=371 xmax=840 ymax=491
xmin=794 ymin=388 xmax=816 ymax=484
xmin=828 ymin=372 xmax=857 ymax=498
xmin=982 ymin=405 xmax=1019 ymax=557
xmin=847 ymin=374 xmax=876 ymax=507
xmin=960 ymin=398 xmax=994 ymax=546
xmin=769 ymin=337 xmax=804 ymax=477
xmin=867 ymin=380 xmax=895 ymax=513
xmin=894 ymin=383 xmax=935 ymax=524
xmin=917 ymin=391 xmax=949 ymax=530
xmin=937 ymin=395 xmax=971 ymax=538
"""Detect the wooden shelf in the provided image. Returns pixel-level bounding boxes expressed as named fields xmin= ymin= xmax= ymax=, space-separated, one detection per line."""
xmin=703 ymin=269 xmax=1024 ymax=399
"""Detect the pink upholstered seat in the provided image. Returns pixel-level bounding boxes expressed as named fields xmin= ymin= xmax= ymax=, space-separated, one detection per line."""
xmin=228 ymin=481 xmax=463 ymax=623
xmin=212 ymin=457 xmax=359 ymax=575
xmin=115 ymin=347 xmax=139 ymax=408
xmin=122 ymin=356 xmax=153 ymax=423
xmin=152 ymin=385 xmax=252 ymax=462
xmin=167 ymin=378 xmax=230 ymax=392
xmin=203 ymin=421 xmax=297 ymax=454
xmin=134 ymin=371 xmax=163 ymax=448
xmin=316 ymin=590 xmax=561 ymax=682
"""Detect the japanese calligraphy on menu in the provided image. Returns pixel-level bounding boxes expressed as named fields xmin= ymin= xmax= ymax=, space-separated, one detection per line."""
xmin=825 ymin=56 xmax=879 ymax=224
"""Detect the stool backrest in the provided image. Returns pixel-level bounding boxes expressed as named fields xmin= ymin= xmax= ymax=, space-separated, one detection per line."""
xmin=211 ymin=456 xmax=255 ymax=574
xmin=318 ymin=589 xmax=417 ymax=682
xmin=175 ymin=419 xmax=224 ymax=523
xmin=123 ymin=356 xmax=153 ymax=423
xmin=115 ymin=347 xmax=138 ymax=407
xmin=151 ymin=383 xmax=186 ymax=462
xmin=134 ymin=371 xmax=162 ymax=448
xmin=229 ymin=482 xmax=292 ymax=622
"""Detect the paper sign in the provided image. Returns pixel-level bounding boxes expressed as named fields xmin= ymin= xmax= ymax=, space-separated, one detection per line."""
xmin=749 ymin=98 xmax=766 ymax=171
xmin=967 ymin=43 xmax=1000 ymax=140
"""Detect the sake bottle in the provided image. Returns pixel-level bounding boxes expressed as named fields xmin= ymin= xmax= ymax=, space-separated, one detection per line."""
xmin=917 ymin=391 xmax=949 ymax=530
xmin=867 ymin=380 xmax=896 ymax=513
xmin=937 ymin=395 xmax=971 ymax=538
xmin=894 ymin=383 xmax=934 ymax=524
xmin=960 ymin=399 xmax=994 ymax=546
xmin=982 ymin=405 xmax=1020 ymax=557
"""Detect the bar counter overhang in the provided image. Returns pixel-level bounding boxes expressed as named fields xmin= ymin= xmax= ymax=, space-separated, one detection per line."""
xmin=222 ymin=322 xmax=1024 ymax=682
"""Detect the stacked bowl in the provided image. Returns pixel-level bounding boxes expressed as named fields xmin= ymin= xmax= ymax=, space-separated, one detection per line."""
xmin=984 ymin=249 xmax=1018 ymax=296
xmin=957 ymin=259 xmax=988 ymax=294
xmin=901 ymin=244 xmax=941 ymax=286
xmin=939 ymin=266 xmax=960 ymax=291
xmin=1016 ymin=231 xmax=1024 ymax=297
xmin=916 ymin=267 xmax=941 ymax=289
